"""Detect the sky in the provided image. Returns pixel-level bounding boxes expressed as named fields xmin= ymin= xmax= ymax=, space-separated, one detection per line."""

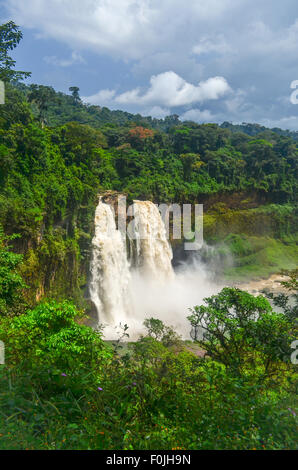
xmin=1 ymin=0 xmax=298 ymax=129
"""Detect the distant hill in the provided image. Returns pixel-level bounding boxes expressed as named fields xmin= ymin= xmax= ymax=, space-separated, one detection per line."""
xmin=16 ymin=83 xmax=298 ymax=140
xmin=15 ymin=82 xmax=180 ymax=131
xmin=220 ymin=121 xmax=298 ymax=141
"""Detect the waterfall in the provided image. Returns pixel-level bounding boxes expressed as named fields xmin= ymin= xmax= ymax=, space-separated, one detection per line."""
xmin=90 ymin=196 xmax=220 ymax=339
xmin=128 ymin=201 xmax=175 ymax=281
xmin=89 ymin=198 xmax=131 ymax=323
xmin=90 ymin=198 xmax=174 ymax=325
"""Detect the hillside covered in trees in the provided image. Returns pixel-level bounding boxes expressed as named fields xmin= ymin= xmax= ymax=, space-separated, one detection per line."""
xmin=0 ymin=78 xmax=297 ymax=305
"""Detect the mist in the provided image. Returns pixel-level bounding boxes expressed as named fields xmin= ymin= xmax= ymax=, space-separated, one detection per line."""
xmin=102 ymin=256 xmax=223 ymax=341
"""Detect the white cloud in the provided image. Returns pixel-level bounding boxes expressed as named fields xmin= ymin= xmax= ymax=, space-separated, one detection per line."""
xmin=7 ymin=0 xmax=156 ymax=59
xmin=192 ymin=35 xmax=232 ymax=56
xmin=140 ymin=106 xmax=170 ymax=119
xmin=44 ymin=51 xmax=85 ymax=67
xmin=83 ymin=90 xmax=171 ymax=118
xmin=237 ymin=19 xmax=298 ymax=57
xmin=6 ymin=0 xmax=246 ymax=60
xmin=224 ymin=89 xmax=248 ymax=114
xmin=259 ymin=115 xmax=298 ymax=131
xmin=83 ymin=89 xmax=116 ymax=106
xmin=180 ymin=109 xmax=216 ymax=122
xmin=84 ymin=72 xmax=231 ymax=109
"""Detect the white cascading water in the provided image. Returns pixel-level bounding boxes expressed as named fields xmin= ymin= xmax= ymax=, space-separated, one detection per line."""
xmin=90 ymin=197 xmax=221 ymax=339
xmin=89 ymin=198 xmax=132 ymax=324
xmin=128 ymin=200 xmax=175 ymax=282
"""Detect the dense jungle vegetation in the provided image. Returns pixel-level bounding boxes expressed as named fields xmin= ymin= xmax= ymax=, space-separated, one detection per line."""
xmin=0 ymin=22 xmax=297 ymax=451
xmin=0 ymin=78 xmax=297 ymax=302
xmin=0 ymin=229 xmax=297 ymax=449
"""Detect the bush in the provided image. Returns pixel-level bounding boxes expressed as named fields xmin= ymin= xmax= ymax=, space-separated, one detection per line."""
xmin=0 ymin=300 xmax=111 ymax=371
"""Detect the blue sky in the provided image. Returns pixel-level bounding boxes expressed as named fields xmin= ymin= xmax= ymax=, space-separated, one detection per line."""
xmin=1 ymin=0 xmax=298 ymax=128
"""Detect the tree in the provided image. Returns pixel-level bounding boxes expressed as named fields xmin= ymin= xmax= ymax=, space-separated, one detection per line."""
xmin=69 ymin=86 xmax=81 ymax=104
xmin=264 ymin=269 xmax=298 ymax=324
xmin=28 ymin=85 xmax=57 ymax=127
xmin=143 ymin=317 xmax=182 ymax=347
xmin=60 ymin=121 xmax=107 ymax=165
xmin=0 ymin=228 xmax=27 ymax=316
xmin=143 ymin=317 xmax=165 ymax=340
xmin=188 ymin=288 xmax=293 ymax=378
xmin=127 ymin=126 xmax=154 ymax=150
xmin=180 ymin=153 xmax=204 ymax=181
xmin=0 ymin=22 xmax=31 ymax=82
xmin=0 ymin=84 xmax=32 ymax=129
